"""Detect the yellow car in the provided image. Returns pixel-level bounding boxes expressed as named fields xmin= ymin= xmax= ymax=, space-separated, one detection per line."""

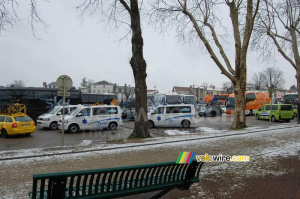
xmin=0 ymin=113 xmax=35 ymax=138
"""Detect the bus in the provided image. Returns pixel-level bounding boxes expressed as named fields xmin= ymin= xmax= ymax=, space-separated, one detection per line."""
xmin=281 ymin=93 xmax=298 ymax=105
xmin=226 ymin=91 xmax=271 ymax=115
xmin=0 ymin=87 xmax=117 ymax=121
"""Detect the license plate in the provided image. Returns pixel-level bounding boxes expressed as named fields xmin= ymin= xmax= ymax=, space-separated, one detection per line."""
xmin=22 ymin=124 xmax=29 ymax=127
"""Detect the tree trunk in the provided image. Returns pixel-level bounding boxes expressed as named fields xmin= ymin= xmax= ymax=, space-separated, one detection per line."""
xmin=232 ymin=82 xmax=246 ymax=128
xmin=297 ymin=70 xmax=300 ymax=122
xmin=129 ymin=0 xmax=149 ymax=137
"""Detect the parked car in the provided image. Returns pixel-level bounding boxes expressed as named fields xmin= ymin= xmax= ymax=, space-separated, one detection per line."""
xmin=196 ymin=103 xmax=207 ymax=111
xmin=58 ymin=105 xmax=123 ymax=133
xmin=198 ymin=106 xmax=208 ymax=117
xmin=122 ymin=108 xmax=135 ymax=121
xmin=198 ymin=107 xmax=222 ymax=117
xmin=255 ymin=104 xmax=294 ymax=122
xmin=148 ymin=104 xmax=197 ymax=128
xmin=37 ymin=105 xmax=83 ymax=130
xmin=0 ymin=113 xmax=35 ymax=138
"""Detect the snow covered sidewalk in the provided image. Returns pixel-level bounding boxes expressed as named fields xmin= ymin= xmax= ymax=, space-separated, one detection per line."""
xmin=0 ymin=125 xmax=299 ymax=198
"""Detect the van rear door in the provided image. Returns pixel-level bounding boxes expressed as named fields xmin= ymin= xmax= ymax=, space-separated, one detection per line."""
xmin=280 ymin=105 xmax=293 ymax=119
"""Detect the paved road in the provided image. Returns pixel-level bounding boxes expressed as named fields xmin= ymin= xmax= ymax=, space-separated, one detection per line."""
xmin=0 ymin=114 xmax=297 ymax=151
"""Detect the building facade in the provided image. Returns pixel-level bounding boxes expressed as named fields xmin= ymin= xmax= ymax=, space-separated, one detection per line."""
xmin=113 ymin=84 xmax=135 ymax=101
xmin=90 ymin=81 xmax=114 ymax=94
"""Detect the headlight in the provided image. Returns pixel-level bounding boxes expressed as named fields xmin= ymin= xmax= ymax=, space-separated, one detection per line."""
xmin=44 ymin=118 xmax=50 ymax=121
xmin=64 ymin=120 xmax=68 ymax=123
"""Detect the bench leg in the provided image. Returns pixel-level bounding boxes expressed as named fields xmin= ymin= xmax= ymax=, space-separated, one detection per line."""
xmin=149 ymin=188 xmax=173 ymax=199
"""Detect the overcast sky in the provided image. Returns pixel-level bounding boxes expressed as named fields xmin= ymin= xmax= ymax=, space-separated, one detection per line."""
xmin=0 ymin=0 xmax=296 ymax=93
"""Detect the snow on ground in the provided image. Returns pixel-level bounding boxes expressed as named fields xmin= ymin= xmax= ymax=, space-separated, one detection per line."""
xmin=164 ymin=130 xmax=190 ymax=135
xmin=197 ymin=127 xmax=225 ymax=133
xmin=77 ymin=140 xmax=93 ymax=146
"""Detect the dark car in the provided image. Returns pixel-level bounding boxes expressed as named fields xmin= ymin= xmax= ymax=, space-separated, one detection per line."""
xmin=198 ymin=106 xmax=222 ymax=117
xmin=121 ymin=108 xmax=136 ymax=121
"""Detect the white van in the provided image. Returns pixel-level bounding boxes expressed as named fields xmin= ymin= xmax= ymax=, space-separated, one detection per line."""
xmin=37 ymin=105 xmax=83 ymax=130
xmin=148 ymin=104 xmax=197 ymax=128
xmin=57 ymin=105 xmax=122 ymax=133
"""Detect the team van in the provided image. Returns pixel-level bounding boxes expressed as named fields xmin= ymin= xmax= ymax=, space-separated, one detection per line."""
xmin=255 ymin=104 xmax=294 ymax=122
xmin=37 ymin=105 xmax=83 ymax=130
xmin=148 ymin=104 xmax=197 ymax=128
xmin=57 ymin=105 xmax=122 ymax=133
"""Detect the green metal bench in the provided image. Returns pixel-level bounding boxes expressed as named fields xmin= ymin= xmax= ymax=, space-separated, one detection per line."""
xmin=29 ymin=160 xmax=204 ymax=199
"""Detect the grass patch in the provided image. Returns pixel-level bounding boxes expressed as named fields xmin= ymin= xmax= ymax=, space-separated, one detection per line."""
xmin=229 ymin=125 xmax=248 ymax=130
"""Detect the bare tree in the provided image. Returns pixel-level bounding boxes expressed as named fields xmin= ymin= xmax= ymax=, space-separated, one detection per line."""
xmin=260 ymin=67 xmax=285 ymax=91
xmin=0 ymin=0 xmax=47 ymax=37
xmin=78 ymin=0 xmax=149 ymax=137
xmin=252 ymin=0 xmax=300 ymax=117
xmin=222 ymin=82 xmax=234 ymax=94
xmin=7 ymin=80 xmax=26 ymax=87
xmin=150 ymin=0 xmax=260 ymax=128
xmin=252 ymin=72 xmax=265 ymax=90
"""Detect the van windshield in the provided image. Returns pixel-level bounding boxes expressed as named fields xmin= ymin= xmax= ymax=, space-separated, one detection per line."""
xmin=47 ymin=106 xmax=61 ymax=114
xmin=70 ymin=107 xmax=83 ymax=116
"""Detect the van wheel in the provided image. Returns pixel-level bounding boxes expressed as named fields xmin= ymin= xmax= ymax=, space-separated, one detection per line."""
xmin=49 ymin=122 xmax=58 ymax=130
xmin=1 ymin=129 xmax=8 ymax=138
xmin=271 ymin=116 xmax=276 ymax=122
xmin=181 ymin=120 xmax=190 ymax=128
xmin=285 ymin=119 xmax=290 ymax=122
xmin=68 ymin=124 xmax=79 ymax=133
xmin=148 ymin=120 xmax=155 ymax=128
xmin=256 ymin=114 xmax=260 ymax=120
xmin=109 ymin=122 xmax=118 ymax=131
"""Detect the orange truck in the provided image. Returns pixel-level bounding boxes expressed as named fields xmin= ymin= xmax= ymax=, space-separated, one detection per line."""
xmin=226 ymin=92 xmax=271 ymax=115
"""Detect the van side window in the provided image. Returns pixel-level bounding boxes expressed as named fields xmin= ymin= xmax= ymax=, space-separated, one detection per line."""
xmin=0 ymin=116 xmax=5 ymax=122
xmin=5 ymin=117 xmax=13 ymax=122
xmin=166 ymin=106 xmax=191 ymax=114
xmin=272 ymin=105 xmax=278 ymax=110
xmin=154 ymin=107 xmax=164 ymax=114
xmin=281 ymin=105 xmax=293 ymax=111
xmin=93 ymin=107 xmax=118 ymax=115
xmin=258 ymin=106 xmax=264 ymax=111
xmin=265 ymin=105 xmax=271 ymax=110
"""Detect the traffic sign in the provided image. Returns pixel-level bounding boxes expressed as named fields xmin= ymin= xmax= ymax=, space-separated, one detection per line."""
xmin=56 ymin=75 xmax=73 ymax=90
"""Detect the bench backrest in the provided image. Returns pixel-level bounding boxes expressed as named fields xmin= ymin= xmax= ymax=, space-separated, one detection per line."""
xmin=31 ymin=160 xmax=204 ymax=199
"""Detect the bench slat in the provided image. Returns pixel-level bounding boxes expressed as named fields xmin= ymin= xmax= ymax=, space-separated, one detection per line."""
xmin=30 ymin=160 xmax=204 ymax=199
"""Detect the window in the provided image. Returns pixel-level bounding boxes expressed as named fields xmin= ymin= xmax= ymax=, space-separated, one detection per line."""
xmin=108 ymin=90 xmax=110 ymax=93
xmin=258 ymin=106 xmax=264 ymax=111
xmin=265 ymin=105 xmax=271 ymax=110
xmin=93 ymin=90 xmax=95 ymax=93
xmin=5 ymin=117 xmax=13 ymax=122
xmin=98 ymin=90 xmax=100 ymax=94
xmin=246 ymin=93 xmax=256 ymax=103
xmin=93 ymin=107 xmax=118 ymax=115
xmin=78 ymin=108 xmax=90 ymax=117
xmin=119 ymin=88 xmax=122 ymax=92
xmin=14 ymin=116 xmax=33 ymax=122
xmin=281 ymin=105 xmax=293 ymax=111
xmin=0 ymin=116 xmax=5 ymax=122
xmin=103 ymin=85 xmax=105 ymax=88
xmin=153 ymin=107 xmax=164 ymax=114
xmin=271 ymin=105 xmax=278 ymax=110
xmin=166 ymin=106 xmax=192 ymax=114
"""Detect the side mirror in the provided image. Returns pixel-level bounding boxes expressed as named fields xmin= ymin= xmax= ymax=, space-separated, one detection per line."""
xmin=77 ymin=113 xmax=83 ymax=117
xmin=57 ymin=112 xmax=62 ymax=115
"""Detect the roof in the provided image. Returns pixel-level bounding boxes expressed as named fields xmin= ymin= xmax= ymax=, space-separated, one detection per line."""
xmin=93 ymin=81 xmax=114 ymax=85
